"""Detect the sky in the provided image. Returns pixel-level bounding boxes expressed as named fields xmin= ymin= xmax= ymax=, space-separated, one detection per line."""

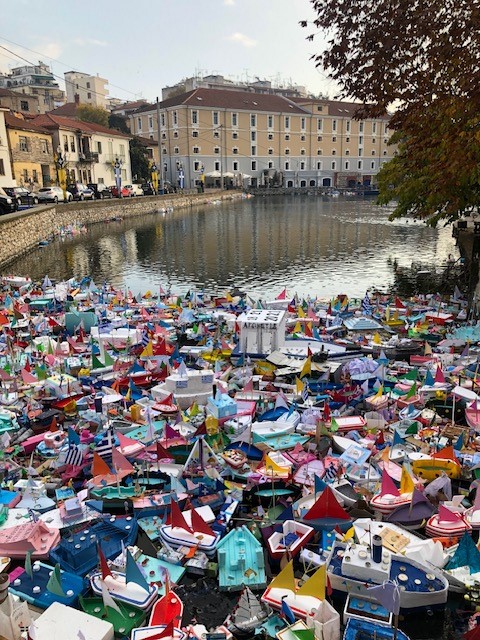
xmin=0 ymin=0 xmax=337 ymax=103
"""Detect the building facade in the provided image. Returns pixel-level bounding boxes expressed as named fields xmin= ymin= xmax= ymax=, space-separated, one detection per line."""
xmin=129 ymin=88 xmax=394 ymax=190
xmin=5 ymin=113 xmax=55 ymax=188
xmin=0 ymin=62 xmax=65 ymax=113
xmin=0 ymin=108 xmax=14 ymax=188
xmin=33 ymin=114 xmax=132 ymax=186
xmin=64 ymin=72 xmax=108 ymax=108
xmin=0 ymin=88 xmax=41 ymax=116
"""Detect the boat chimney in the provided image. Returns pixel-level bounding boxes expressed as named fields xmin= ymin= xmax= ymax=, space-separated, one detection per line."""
xmin=372 ymin=534 xmax=383 ymax=563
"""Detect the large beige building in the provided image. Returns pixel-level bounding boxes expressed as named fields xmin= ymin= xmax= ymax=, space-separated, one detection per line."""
xmin=129 ymin=88 xmax=394 ymax=190
xmin=64 ymin=71 xmax=108 ymax=109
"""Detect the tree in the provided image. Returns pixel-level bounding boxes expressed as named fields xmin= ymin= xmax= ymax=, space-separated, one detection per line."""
xmin=303 ymin=0 xmax=480 ymax=225
xmin=76 ymin=104 xmax=109 ymax=128
xmin=130 ymin=137 xmax=151 ymax=182
xmin=108 ymin=113 xmax=130 ymax=134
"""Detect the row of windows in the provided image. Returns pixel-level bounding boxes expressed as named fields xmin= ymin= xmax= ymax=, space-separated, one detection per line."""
xmin=159 ymin=129 xmax=388 ymax=147
xmin=137 ymin=112 xmax=389 ymax=135
xmin=189 ymin=159 xmax=378 ymax=172
xmin=177 ymin=146 xmax=388 ymax=157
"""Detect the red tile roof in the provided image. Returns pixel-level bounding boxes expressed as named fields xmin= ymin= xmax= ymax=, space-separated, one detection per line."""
xmin=4 ymin=112 xmax=50 ymax=134
xmin=133 ymin=88 xmax=311 ymax=114
xmin=32 ymin=113 xmax=131 ymax=138
xmin=49 ymin=102 xmax=79 ymax=117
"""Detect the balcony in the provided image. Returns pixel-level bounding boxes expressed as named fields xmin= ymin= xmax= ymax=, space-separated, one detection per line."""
xmin=78 ymin=152 xmax=99 ymax=163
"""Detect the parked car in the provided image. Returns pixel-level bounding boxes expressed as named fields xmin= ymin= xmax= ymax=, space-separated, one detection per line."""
xmin=3 ymin=187 xmax=38 ymax=206
xmin=141 ymin=182 xmax=156 ymax=196
xmin=36 ymin=186 xmax=73 ymax=203
xmin=0 ymin=187 xmax=17 ymax=215
xmin=163 ymin=181 xmax=176 ymax=194
xmin=87 ymin=183 xmax=113 ymax=200
xmin=123 ymin=184 xmax=144 ymax=197
xmin=67 ymin=183 xmax=95 ymax=201
xmin=110 ymin=185 xmax=131 ymax=198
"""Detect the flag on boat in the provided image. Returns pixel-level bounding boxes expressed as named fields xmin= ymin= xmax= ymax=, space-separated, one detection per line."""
xmin=362 ymin=291 xmax=373 ymax=315
xmin=301 ymin=380 xmax=309 ymax=403
xmin=65 ymin=444 xmax=84 ymax=467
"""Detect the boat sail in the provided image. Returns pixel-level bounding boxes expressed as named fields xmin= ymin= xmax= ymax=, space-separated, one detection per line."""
xmin=227 ymin=586 xmax=272 ymax=637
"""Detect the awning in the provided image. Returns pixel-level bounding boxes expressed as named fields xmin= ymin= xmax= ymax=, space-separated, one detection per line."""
xmin=205 ymin=171 xmax=221 ymax=178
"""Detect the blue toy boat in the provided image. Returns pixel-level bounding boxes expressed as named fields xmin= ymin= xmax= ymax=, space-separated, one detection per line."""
xmin=50 ymin=515 xmax=138 ymax=576
xmin=343 ymin=618 xmax=411 ymax=640
xmin=9 ymin=560 xmax=87 ymax=609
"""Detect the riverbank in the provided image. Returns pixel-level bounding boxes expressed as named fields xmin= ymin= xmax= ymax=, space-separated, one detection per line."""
xmin=0 ymin=189 xmax=244 ymax=270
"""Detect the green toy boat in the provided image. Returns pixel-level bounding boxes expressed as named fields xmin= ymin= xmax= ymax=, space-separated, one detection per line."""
xmin=79 ymin=595 xmax=146 ymax=637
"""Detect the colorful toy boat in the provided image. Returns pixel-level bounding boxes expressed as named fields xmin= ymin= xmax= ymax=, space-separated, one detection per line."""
xmin=326 ymin=541 xmax=448 ymax=610
xmin=266 ymin=520 xmax=314 ymax=559
xmin=89 ymin=547 xmax=158 ymax=611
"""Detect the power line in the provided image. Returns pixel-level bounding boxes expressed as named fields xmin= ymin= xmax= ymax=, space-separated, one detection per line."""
xmin=0 ymin=38 xmax=139 ymax=102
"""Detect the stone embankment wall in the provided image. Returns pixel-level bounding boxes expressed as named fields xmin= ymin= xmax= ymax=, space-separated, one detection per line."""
xmin=0 ymin=190 xmax=243 ymax=269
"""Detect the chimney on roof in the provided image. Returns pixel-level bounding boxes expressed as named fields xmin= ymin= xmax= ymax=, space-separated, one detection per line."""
xmin=74 ymin=93 xmax=80 ymax=105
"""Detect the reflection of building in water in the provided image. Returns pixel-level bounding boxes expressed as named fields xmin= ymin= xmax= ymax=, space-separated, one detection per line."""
xmin=5 ymin=199 xmax=456 ymax=298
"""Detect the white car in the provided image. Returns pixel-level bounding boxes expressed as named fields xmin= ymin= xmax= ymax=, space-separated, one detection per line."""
xmin=36 ymin=186 xmax=72 ymax=203
xmin=125 ymin=184 xmax=144 ymax=197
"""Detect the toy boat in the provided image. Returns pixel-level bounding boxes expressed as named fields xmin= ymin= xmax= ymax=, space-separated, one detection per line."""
xmin=79 ymin=593 xmax=146 ymax=637
xmin=425 ymin=505 xmax=471 ymax=539
xmin=227 ymin=586 xmax=272 ymax=638
xmin=90 ymin=547 xmax=158 ymax=611
xmin=266 ymin=520 xmax=314 ymax=559
xmin=9 ymin=559 xmax=87 ymax=609
xmin=326 ymin=541 xmax=448 ymax=610
xmin=158 ymin=503 xmax=221 ymax=557
xmin=343 ymin=618 xmax=411 ymax=640
xmin=149 ymin=589 xmax=183 ymax=626
xmin=261 ymin=560 xmax=327 ymax=619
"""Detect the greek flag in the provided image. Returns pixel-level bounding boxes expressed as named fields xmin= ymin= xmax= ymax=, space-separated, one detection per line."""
xmin=302 ymin=381 xmax=309 ymax=403
xmin=362 ymin=291 xmax=373 ymax=316
xmin=28 ymin=508 xmax=38 ymax=523
xmin=141 ymin=329 xmax=149 ymax=348
xmin=95 ymin=427 xmax=114 ymax=460
xmin=324 ymin=463 xmax=338 ymax=483
xmin=65 ymin=444 xmax=84 ymax=467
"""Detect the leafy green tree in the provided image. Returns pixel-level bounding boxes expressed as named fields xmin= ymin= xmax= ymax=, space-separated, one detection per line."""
xmin=76 ymin=104 xmax=109 ymax=127
xmin=302 ymin=0 xmax=480 ymax=225
xmin=108 ymin=113 xmax=130 ymax=134
xmin=130 ymin=137 xmax=150 ymax=182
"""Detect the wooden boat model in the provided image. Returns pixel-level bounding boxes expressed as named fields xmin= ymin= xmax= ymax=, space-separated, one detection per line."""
xmin=343 ymin=618 xmax=411 ymax=640
xmin=266 ymin=520 xmax=314 ymax=559
xmin=261 ymin=560 xmax=327 ymax=619
xmin=326 ymin=541 xmax=448 ymax=610
xmin=90 ymin=546 xmax=158 ymax=611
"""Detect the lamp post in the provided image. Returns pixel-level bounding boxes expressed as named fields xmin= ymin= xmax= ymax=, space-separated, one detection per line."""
xmin=56 ymin=145 xmax=67 ymax=202
xmin=151 ymin=163 xmax=158 ymax=195
xmin=114 ymin=157 xmax=123 ymax=198
xmin=178 ymin=163 xmax=184 ymax=192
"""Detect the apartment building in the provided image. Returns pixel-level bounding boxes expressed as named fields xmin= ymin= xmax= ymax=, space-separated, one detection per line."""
xmin=0 ymin=62 xmax=65 ymax=113
xmin=129 ymin=88 xmax=393 ymax=190
xmin=0 ymin=108 xmax=14 ymax=188
xmin=33 ymin=113 xmax=132 ymax=186
xmin=64 ymin=71 xmax=108 ymax=108
xmin=5 ymin=113 xmax=55 ymax=188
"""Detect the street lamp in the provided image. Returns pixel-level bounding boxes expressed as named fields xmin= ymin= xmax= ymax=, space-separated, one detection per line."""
xmin=114 ymin=157 xmax=123 ymax=198
xmin=151 ymin=163 xmax=158 ymax=195
xmin=56 ymin=145 xmax=68 ymax=202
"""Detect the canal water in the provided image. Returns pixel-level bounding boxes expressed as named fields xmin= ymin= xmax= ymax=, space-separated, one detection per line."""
xmin=8 ymin=195 xmax=457 ymax=298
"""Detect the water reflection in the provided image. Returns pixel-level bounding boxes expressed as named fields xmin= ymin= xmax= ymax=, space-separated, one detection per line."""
xmin=7 ymin=196 xmax=457 ymax=298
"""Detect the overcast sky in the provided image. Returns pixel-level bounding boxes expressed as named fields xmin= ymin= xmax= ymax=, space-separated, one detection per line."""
xmin=0 ymin=0 xmax=337 ymax=103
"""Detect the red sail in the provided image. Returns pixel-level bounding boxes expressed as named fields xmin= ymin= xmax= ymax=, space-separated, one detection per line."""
xmin=98 ymin=544 xmax=112 ymax=580
xmin=170 ymin=500 xmax=193 ymax=533
xmin=191 ymin=508 xmax=215 ymax=537
xmin=304 ymin=486 xmax=350 ymax=521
